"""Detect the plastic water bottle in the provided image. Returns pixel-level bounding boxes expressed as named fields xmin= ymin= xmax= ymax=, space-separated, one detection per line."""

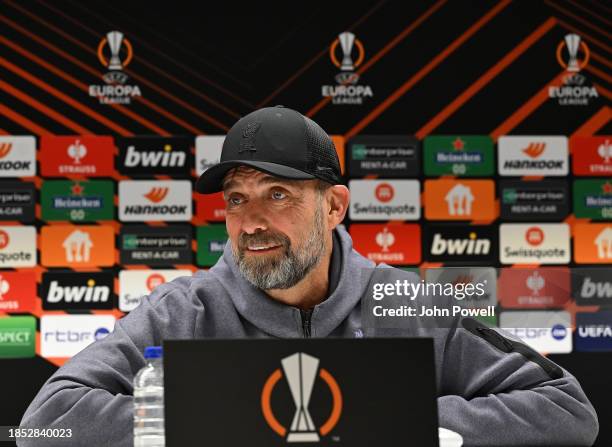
xmin=134 ymin=346 xmax=165 ymax=447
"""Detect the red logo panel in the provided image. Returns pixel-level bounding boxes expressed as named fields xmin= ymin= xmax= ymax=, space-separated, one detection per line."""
xmin=196 ymin=192 xmax=226 ymax=222
xmin=0 ymin=271 xmax=36 ymax=313
xmin=40 ymin=136 xmax=115 ymax=177
xmin=498 ymin=268 xmax=570 ymax=308
xmin=349 ymin=223 xmax=421 ymax=265
xmin=571 ymin=136 xmax=612 ymax=176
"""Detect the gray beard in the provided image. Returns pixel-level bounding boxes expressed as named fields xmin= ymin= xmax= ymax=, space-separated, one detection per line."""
xmin=232 ymin=206 xmax=325 ymax=290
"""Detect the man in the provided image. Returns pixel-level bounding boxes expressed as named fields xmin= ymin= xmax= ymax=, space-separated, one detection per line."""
xmin=20 ymin=106 xmax=598 ymax=446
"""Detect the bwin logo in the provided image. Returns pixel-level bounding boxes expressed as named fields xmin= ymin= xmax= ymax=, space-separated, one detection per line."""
xmin=580 ymin=277 xmax=612 ymax=299
xmin=431 ymin=232 xmax=490 ymax=256
xmin=124 ymin=145 xmax=186 ymax=168
xmin=46 ymin=279 xmax=110 ymax=303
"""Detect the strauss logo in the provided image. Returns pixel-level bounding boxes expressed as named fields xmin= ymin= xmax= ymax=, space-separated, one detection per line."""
xmin=67 ymin=140 xmax=87 ymax=164
xmin=143 ymin=187 xmax=169 ymax=203
xmin=375 ymin=227 xmax=395 ymax=252
xmin=597 ymin=140 xmax=611 ymax=163
xmin=526 ymin=271 xmax=545 ymax=296
xmin=0 ymin=274 xmax=9 ymax=300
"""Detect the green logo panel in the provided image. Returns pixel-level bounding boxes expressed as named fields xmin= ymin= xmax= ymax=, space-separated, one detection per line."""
xmin=0 ymin=316 xmax=36 ymax=358
xmin=423 ymin=135 xmax=494 ymax=176
xmin=196 ymin=225 xmax=228 ymax=267
xmin=573 ymin=179 xmax=612 ymax=220
xmin=41 ymin=180 xmax=114 ymax=221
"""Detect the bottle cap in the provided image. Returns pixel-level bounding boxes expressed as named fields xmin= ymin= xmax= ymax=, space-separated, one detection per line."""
xmin=144 ymin=346 xmax=163 ymax=359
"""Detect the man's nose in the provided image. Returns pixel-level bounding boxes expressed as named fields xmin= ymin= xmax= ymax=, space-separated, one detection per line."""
xmin=240 ymin=201 xmax=269 ymax=234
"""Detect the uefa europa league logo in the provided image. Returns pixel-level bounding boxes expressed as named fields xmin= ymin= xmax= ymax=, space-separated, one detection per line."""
xmin=338 ymin=32 xmax=356 ymax=71
xmin=556 ymin=33 xmax=590 ymax=72
xmin=262 ymin=352 xmax=342 ymax=443
xmin=107 ymin=31 xmax=124 ymax=70
xmin=97 ymin=30 xmax=134 ymax=72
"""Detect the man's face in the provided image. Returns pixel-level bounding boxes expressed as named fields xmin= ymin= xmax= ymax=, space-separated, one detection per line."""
xmin=222 ymin=167 xmax=327 ymax=290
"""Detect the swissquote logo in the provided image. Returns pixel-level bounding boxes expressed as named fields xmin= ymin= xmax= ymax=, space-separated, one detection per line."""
xmin=42 ymin=272 xmax=114 ymax=311
xmin=261 ymin=352 xmax=342 ymax=443
xmin=119 ymin=180 xmax=192 ymax=221
xmin=195 ymin=136 xmax=224 ymax=176
xmin=500 ymin=223 xmax=570 ymax=264
xmin=0 ymin=137 xmax=36 ymax=177
xmin=40 ymin=136 xmax=114 ymax=176
xmin=498 ymin=136 xmax=568 ymax=176
xmin=425 ymin=226 xmax=495 ymax=264
xmin=322 ymin=31 xmax=373 ymax=105
xmin=117 ymin=137 xmax=192 ymax=176
xmin=0 ymin=226 xmax=36 ymax=267
xmin=118 ymin=269 xmax=191 ymax=312
xmin=550 ymin=33 xmax=598 ymax=106
xmin=89 ymin=30 xmax=142 ymax=104
xmin=348 ymin=180 xmax=420 ymax=220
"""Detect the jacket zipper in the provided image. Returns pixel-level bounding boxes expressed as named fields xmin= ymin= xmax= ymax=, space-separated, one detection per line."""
xmin=300 ymin=309 xmax=312 ymax=338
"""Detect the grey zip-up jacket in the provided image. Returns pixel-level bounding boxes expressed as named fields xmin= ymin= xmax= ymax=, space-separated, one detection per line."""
xmin=19 ymin=227 xmax=598 ymax=446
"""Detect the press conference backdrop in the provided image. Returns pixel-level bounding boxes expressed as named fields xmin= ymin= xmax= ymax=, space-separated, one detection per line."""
xmin=0 ymin=0 xmax=610 ymax=444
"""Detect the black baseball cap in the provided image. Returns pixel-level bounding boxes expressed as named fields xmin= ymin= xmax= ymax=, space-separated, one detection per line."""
xmin=195 ymin=106 xmax=342 ymax=194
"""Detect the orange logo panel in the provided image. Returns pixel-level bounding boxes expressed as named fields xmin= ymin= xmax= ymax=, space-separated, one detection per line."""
xmin=330 ymin=135 xmax=345 ymax=174
xmin=574 ymin=223 xmax=612 ymax=264
xmin=41 ymin=225 xmax=115 ymax=267
xmin=424 ymin=179 xmax=495 ymax=221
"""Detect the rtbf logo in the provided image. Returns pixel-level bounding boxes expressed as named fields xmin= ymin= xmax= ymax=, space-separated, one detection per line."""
xmin=119 ymin=180 xmax=192 ymax=221
xmin=117 ymin=137 xmax=192 ymax=176
xmin=41 ymin=315 xmax=115 ymax=358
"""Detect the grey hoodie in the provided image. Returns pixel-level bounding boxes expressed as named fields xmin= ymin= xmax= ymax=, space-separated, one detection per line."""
xmin=19 ymin=227 xmax=598 ymax=446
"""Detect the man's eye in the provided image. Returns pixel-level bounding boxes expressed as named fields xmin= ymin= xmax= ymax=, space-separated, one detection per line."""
xmin=271 ymin=191 xmax=286 ymax=200
xmin=228 ymin=197 xmax=243 ymax=206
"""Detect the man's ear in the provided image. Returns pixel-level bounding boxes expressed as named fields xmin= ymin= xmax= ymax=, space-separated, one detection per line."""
xmin=326 ymin=185 xmax=350 ymax=229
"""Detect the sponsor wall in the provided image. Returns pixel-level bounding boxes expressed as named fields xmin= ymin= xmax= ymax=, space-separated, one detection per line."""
xmin=0 ymin=1 xmax=610 ymax=443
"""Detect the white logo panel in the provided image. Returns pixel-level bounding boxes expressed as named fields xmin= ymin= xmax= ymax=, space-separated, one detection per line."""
xmin=0 ymin=226 xmax=36 ymax=267
xmin=119 ymin=180 xmax=192 ymax=221
xmin=500 ymin=223 xmax=570 ymax=265
xmin=41 ymin=315 xmax=115 ymax=358
xmin=500 ymin=311 xmax=572 ymax=354
xmin=195 ymin=136 xmax=225 ymax=176
xmin=498 ymin=136 xmax=568 ymax=176
xmin=119 ymin=269 xmax=192 ymax=312
xmin=348 ymin=179 xmax=420 ymax=221
xmin=0 ymin=136 xmax=36 ymax=177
